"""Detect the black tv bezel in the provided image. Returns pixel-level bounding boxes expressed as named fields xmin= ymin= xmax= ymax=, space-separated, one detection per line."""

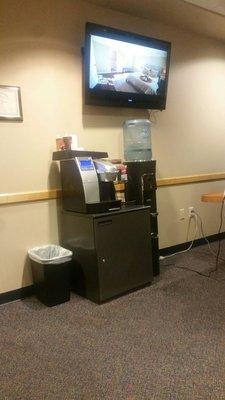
xmin=84 ymin=22 xmax=171 ymax=110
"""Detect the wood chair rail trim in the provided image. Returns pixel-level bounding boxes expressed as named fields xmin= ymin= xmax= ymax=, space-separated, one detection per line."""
xmin=1 ymin=172 xmax=225 ymax=206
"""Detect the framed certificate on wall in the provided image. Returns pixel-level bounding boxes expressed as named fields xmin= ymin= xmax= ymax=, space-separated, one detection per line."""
xmin=0 ymin=85 xmax=23 ymax=121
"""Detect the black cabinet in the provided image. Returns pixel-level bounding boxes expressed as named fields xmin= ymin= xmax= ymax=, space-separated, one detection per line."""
xmin=61 ymin=206 xmax=153 ymax=303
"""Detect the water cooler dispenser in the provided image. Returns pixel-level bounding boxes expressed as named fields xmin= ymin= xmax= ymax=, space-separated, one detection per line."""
xmin=123 ymin=119 xmax=152 ymax=162
xmin=123 ymin=119 xmax=159 ymax=276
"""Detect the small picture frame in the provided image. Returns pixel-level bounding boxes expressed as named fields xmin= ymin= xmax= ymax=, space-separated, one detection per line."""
xmin=0 ymin=85 xmax=23 ymax=121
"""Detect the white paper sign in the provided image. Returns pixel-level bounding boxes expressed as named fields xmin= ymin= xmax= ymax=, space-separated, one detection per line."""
xmin=0 ymin=86 xmax=22 ymax=120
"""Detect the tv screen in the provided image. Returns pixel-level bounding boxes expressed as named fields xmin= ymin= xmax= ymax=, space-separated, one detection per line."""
xmin=84 ymin=23 xmax=171 ymax=110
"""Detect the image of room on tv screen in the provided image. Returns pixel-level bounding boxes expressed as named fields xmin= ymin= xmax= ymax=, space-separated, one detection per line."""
xmin=89 ymin=35 xmax=168 ymax=95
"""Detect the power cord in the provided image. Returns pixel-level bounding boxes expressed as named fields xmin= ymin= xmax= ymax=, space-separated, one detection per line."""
xmin=214 ymin=194 xmax=225 ymax=273
xmin=193 ymin=195 xmax=225 ymax=278
xmin=160 ymin=197 xmax=225 ymax=280
xmin=192 ymin=210 xmax=225 ymax=263
xmin=159 ymin=213 xmax=198 ymax=260
xmin=160 ymin=213 xmax=213 ymax=279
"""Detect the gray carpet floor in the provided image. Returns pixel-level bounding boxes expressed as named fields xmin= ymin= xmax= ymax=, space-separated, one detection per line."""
xmin=1 ymin=241 xmax=225 ymax=400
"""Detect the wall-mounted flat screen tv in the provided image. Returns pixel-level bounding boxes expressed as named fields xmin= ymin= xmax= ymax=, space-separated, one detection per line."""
xmin=84 ymin=23 xmax=171 ymax=110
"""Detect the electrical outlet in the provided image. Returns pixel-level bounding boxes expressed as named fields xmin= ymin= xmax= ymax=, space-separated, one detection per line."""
xmin=188 ymin=206 xmax=194 ymax=218
xmin=179 ymin=208 xmax=185 ymax=221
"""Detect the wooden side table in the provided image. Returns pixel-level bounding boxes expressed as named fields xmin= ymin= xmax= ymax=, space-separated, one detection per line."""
xmin=201 ymin=193 xmax=225 ymax=203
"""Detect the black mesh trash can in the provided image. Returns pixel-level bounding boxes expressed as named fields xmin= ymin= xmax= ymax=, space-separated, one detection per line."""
xmin=28 ymin=245 xmax=72 ymax=307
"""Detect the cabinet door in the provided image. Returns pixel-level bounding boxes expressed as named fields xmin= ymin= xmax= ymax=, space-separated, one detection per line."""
xmin=94 ymin=209 xmax=153 ymax=302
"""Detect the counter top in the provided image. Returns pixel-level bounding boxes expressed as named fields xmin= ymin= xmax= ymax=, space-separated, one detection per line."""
xmin=53 ymin=150 xmax=108 ymax=161
xmin=63 ymin=204 xmax=151 ymax=219
xmin=201 ymin=193 xmax=225 ymax=203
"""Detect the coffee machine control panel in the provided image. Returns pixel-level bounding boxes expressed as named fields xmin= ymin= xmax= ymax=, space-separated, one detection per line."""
xmin=76 ymin=157 xmax=97 ymax=180
xmin=78 ymin=158 xmax=95 ymax=171
xmin=75 ymin=157 xmax=100 ymax=203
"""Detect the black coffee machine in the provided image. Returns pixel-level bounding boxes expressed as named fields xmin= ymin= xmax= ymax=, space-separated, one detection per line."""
xmin=52 ymin=150 xmax=121 ymax=213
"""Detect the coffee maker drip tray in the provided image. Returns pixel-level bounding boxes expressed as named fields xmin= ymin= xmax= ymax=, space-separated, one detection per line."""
xmin=85 ymin=200 xmax=121 ymax=214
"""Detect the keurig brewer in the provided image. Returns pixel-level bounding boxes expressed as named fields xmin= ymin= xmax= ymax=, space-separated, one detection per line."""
xmin=52 ymin=150 xmax=121 ymax=213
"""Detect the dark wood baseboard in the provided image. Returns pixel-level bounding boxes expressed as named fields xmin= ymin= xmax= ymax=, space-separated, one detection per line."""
xmin=159 ymin=231 xmax=225 ymax=256
xmin=0 ymin=285 xmax=34 ymax=305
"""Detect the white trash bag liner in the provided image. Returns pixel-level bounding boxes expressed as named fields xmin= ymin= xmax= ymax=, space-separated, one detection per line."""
xmin=28 ymin=245 xmax=72 ymax=265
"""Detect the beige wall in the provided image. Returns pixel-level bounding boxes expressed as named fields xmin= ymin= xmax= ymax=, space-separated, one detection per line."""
xmin=0 ymin=0 xmax=225 ymax=293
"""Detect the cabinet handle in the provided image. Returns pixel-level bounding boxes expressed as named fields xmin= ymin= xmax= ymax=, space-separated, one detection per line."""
xmin=98 ymin=220 xmax=112 ymax=226
xmin=151 ymin=233 xmax=158 ymax=238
